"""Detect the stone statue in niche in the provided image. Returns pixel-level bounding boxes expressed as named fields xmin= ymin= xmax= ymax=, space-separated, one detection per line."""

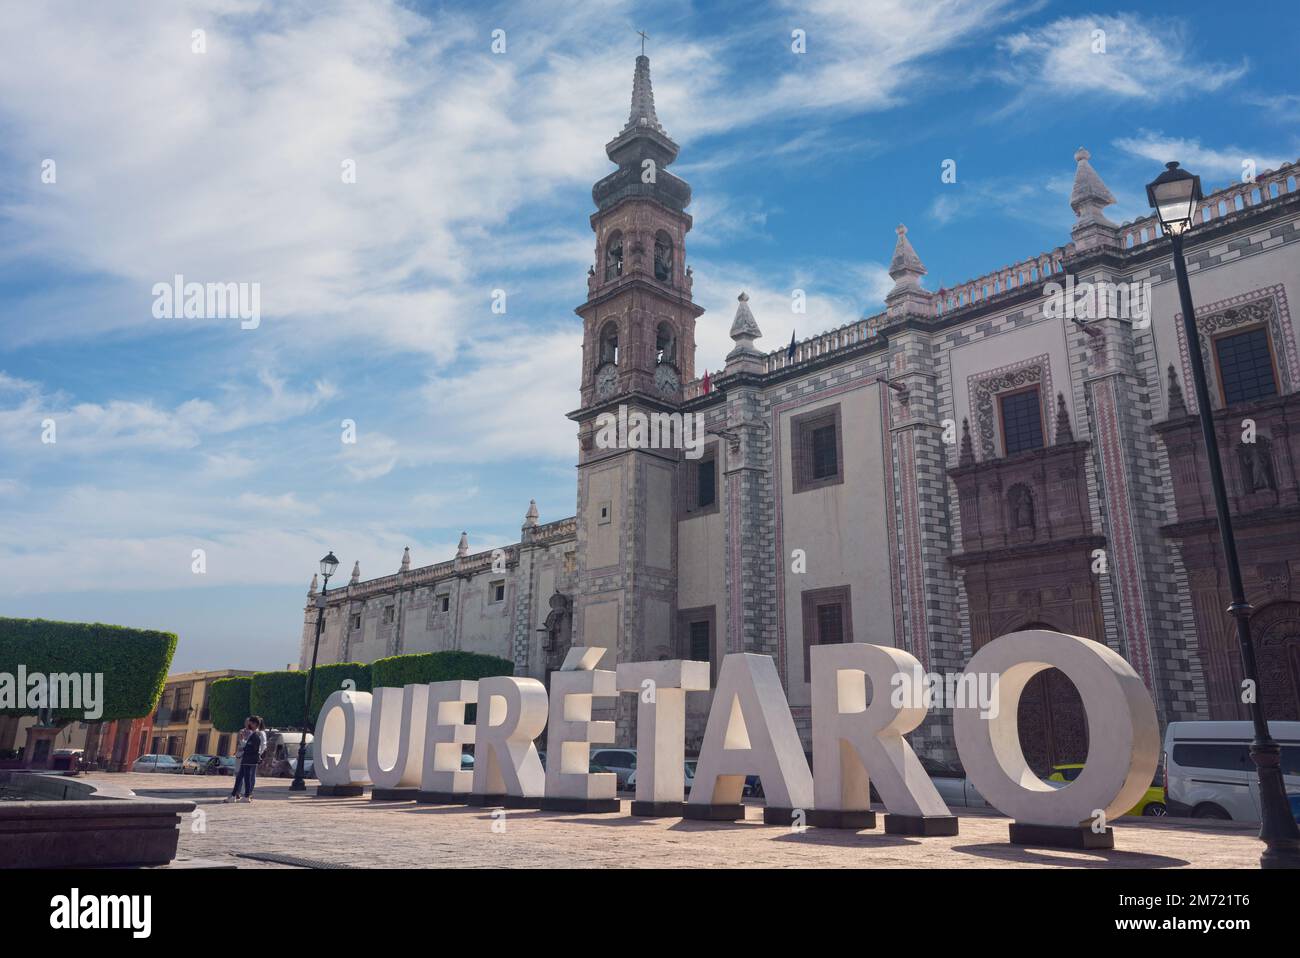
xmin=1009 ymin=484 xmax=1035 ymax=532
xmin=1239 ymin=439 xmax=1277 ymax=493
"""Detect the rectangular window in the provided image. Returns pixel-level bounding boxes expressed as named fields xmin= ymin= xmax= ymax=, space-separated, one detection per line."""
xmin=677 ymin=606 xmax=717 ymax=681
xmin=801 ymin=585 xmax=853 ymax=678
xmin=349 ymin=613 xmax=361 ymax=631
xmin=811 ymin=424 xmax=838 ymax=479
xmin=490 ymin=580 xmax=506 ymax=603
xmin=792 ymin=404 xmax=844 ymax=493
xmin=681 ymin=442 xmax=719 ymax=516
xmin=216 ymin=734 xmax=229 ymax=757
xmin=1214 ymin=326 xmax=1278 ymax=405
xmin=689 ymin=621 xmax=711 ymax=662
xmin=697 ymin=457 xmax=716 ymax=508
xmin=382 ymin=606 xmax=395 ymax=624
xmin=998 ymin=387 xmax=1045 ymax=456
xmin=195 ymin=733 xmax=209 ymax=755
xmin=437 ymin=594 xmax=450 ymax=613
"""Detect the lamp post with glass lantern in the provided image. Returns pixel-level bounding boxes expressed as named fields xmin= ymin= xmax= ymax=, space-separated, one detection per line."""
xmin=1148 ymin=161 xmax=1300 ymax=868
xmin=291 ymin=551 xmax=339 ymax=793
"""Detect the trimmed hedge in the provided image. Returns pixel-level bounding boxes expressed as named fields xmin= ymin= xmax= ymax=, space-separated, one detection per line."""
xmin=370 ymin=651 xmax=513 ymax=688
xmin=246 ymin=652 xmax=514 ymax=732
xmin=250 ymin=670 xmax=307 ymax=730
xmin=308 ymin=662 xmax=372 ymax=722
xmin=0 ymin=617 xmax=177 ymax=722
xmin=207 ymin=676 xmax=252 ymax=733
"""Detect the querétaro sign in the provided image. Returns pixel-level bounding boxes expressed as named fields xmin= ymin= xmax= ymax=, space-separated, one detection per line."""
xmin=312 ymin=630 xmax=1160 ymax=848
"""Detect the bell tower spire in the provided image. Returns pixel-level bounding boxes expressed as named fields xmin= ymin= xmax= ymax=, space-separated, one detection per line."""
xmin=570 ymin=50 xmax=703 ymax=743
xmin=576 ymin=51 xmax=702 ymax=408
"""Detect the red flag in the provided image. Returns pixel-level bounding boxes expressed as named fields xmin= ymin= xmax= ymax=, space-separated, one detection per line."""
xmin=701 ymin=370 xmax=711 ymax=394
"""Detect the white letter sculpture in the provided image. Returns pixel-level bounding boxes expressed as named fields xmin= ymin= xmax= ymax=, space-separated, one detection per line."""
xmin=953 ymin=629 xmax=1159 ymax=849
xmin=470 ymin=675 xmax=548 ymax=808
xmin=810 ymin=643 xmax=956 ymax=834
xmin=367 ymin=684 xmax=428 ymax=799
xmin=686 ymin=653 xmax=813 ymax=824
xmin=616 ymin=658 xmax=711 ymax=817
xmin=313 ymin=689 xmax=373 ymax=795
xmin=542 ymin=647 xmax=619 ymax=812
xmin=418 ymin=680 xmax=478 ymax=803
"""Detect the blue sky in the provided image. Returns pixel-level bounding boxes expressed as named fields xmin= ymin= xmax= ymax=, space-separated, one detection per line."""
xmin=0 ymin=0 xmax=1294 ymax=672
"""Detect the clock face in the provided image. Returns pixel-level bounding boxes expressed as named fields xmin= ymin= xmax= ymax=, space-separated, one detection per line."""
xmin=655 ymin=364 xmax=680 ymax=396
xmin=595 ymin=364 xmax=618 ymax=399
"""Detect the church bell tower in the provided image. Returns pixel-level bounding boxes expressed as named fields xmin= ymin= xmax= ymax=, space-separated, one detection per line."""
xmin=570 ymin=53 xmax=703 ymax=739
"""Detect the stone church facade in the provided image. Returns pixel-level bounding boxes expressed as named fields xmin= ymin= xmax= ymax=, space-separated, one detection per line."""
xmin=301 ymin=55 xmax=1300 ymax=770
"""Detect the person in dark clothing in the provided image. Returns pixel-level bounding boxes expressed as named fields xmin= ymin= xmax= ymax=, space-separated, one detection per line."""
xmin=225 ymin=715 xmax=266 ymax=803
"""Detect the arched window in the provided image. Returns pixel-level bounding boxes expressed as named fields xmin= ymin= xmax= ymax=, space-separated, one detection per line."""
xmin=604 ymin=231 xmax=624 ymax=282
xmin=653 ymin=231 xmax=673 ymax=283
xmin=655 ymin=322 xmax=674 ymax=366
xmin=600 ymin=321 xmax=619 ymax=365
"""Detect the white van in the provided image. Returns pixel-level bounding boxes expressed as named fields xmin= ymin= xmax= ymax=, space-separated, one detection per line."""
xmin=1163 ymin=720 xmax=1300 ymax=822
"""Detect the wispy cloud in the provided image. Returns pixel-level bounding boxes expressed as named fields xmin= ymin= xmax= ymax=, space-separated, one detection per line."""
xmin=1113 ymin=131 xmax=1290 ymax=186
xmin=997 ymin=14 xmax=1247 ymax=101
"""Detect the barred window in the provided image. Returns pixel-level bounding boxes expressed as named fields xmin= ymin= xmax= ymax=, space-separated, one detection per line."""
xmin=801 ymin=585 xmax=853 ymax=677
xmin=792 ymin=404 xmax=844 ymax=493
xmin=999 ymin=388 xmax=1045 ymax=456
xmin=1215 ymin=327 xmax=1277 ymax=405
xmin=811 ymin=425 xmax=838 ymax=479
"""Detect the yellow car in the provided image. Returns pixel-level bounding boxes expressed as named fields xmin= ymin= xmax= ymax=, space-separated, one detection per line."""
xmin=1048 ymin=764 xmax=1166 ymax=816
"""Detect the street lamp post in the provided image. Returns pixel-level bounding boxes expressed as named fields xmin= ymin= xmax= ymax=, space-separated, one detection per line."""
xmin=1148 ymin=161 xmax=1300 ymax=868
xmin=291 ymin=550 xmax=339 ymax=793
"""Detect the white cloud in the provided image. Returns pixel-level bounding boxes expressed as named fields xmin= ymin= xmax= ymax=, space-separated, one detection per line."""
xmin=998 ymin=15 xmax=1246 ymax=100
xmin=0 ymin=368 xmax=333 ymax=454
xmin=1113 ymin=132 xmax=1289 ymax=186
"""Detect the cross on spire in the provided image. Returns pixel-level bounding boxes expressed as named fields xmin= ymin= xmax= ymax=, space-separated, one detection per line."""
xmin=636 ymin=28 xmax=648 ymax=55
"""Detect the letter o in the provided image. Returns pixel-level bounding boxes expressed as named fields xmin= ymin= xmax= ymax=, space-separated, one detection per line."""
xmin=313 ymin=690 xmax=373 ymax=787
xmin=953 ymin=630 xmax=1158 ymax=827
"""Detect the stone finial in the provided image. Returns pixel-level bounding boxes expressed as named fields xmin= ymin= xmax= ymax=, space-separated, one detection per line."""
xmin=1167 ymin=363 xmax=1188 ymax=417
xmin=1054 ymin=392 xmax=1075 ymax=444
xmin=729 ymin=292 xmax=762 ymax=342
xmin=456 ymin=532 xmax=469 ymax=558
xmin=958 ymin=418 xmax=975 ymax=467
xmin=308 ymin=573 xmax=318 ymax=596
xmin=524 ymin=499 xmax=539 ymax=527
xmin=1070 ymin=147 xmax=1117 ymax=227
xmin=400 ymin=546 xmax=411 ymax=573
xmin=623 ymin=54 xmax=664 ymax=135
xmin=724 ymin=291 xmax=765 ymax=370
xmin=888 ymin=223 xmax=927 ymax=291
xmin=349 ymin=561 xmax=361 ymax=585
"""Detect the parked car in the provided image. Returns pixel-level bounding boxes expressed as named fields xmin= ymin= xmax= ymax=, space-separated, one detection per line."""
xmin=919 ymin=756 xmax=988 ymax=808
xmin=1164 ymin=720 xmax=1300 ymax=822
xmin=182 ymin=753 xmax=216 ymax=775
xmin=213 ymin=756 xmax=237 ymax=776
xmin=131 ymin=754 xmax=182 ymax=774
xmin=590 ymin=748 xmax=637 ymax=788
xmin=1049 ymin=763 xmax=1166 ymax=816
xmin=626 ymin=760 xmax=695 ymax=795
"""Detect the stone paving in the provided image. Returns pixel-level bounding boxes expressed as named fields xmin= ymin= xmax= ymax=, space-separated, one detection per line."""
xmin=96 ymin=772 xmax=1265 ymax=869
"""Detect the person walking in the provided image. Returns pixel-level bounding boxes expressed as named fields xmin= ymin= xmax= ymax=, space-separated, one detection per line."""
xmin=224 ymin=715 xmax=266 ymax=803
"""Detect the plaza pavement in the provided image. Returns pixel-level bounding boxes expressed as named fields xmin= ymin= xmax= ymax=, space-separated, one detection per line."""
xmin=94 ymin=772 xmax=1264 ymax=869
